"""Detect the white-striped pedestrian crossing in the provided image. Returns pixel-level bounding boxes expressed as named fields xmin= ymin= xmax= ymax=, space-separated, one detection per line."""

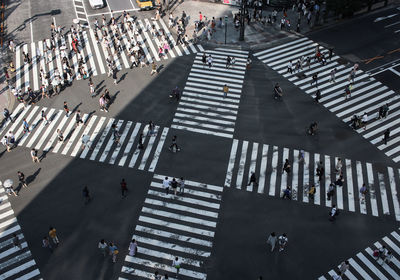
xmin=119 ymin=174 xmax=223 ymax=280
xmin=0 ymin=186 xmax=41 ymax=279
xmin=254 ymin=37 xmax=400 ymax=162
xmin=225 ymin=139 xmax=400 ymax=221
xmin=0 ymin=104 xmax=168 ymax=172
xmin=14 ymin=18 xmax=203 ymax=92
xmin=171 ymin=48 xmax=249 ymax=138
xmin=319 ymin=229 xmax=400 ymax=280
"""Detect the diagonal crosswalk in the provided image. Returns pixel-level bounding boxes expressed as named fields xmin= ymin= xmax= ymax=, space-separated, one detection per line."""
xmin=14 ymin=18 xmax=204 ymax=92
xmin=119 ymin=174 xmax=222 ymax=280
xmin=171 ymin=48 xmax=249 ymax=138
xmin=0 ymin=104 xmax=168 ymax=172
xmin=225 ymin=139 xmax=400 ymax=221
xmin=0 ymin=187 xmax=41 ymax=279
xmin=319 ymin=229 xmax=400 ymax=280
xmin=254 ymin=37 xmax=400 ymax=163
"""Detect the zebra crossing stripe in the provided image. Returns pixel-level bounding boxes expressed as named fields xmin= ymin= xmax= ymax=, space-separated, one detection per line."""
xmin=31 ymin=43 xmax=39 ymax=91
xmin=32 ymin=108 xmax=59 ymax=150
xmin=14 ymin=106 xmax=40 ymax=144
xmin=236 ymin=140 xmax=248 ymax=189
xmin=349 ymin=257 xmax=374 ymax=279
xmin=88 ymin=29 xmax=106 ymax=74
xmin=23 ymin=44 xmax=30 ymax=92
xmin=137 ymin=20 xmax=159 ymax=61
xmin=378 ymin=173 xmax=390 ymax=215
xmin=292 ymin=150 xmax=299 ymax=200
xmin=225 ymin=139 xmax=238 ymax=187
xmin=80 ymin=116 xmax=106 ymax=159
xmin=280 ymin=148 xmax=289 ymax=195
xmin=389 ymin=167 xmax=400 ymax=221
xmin=356 ymin=161 xmax=367 ymax=214
xmin=254 ymin=37 xmax=309 ymax=58
xmin=109 ymin=121 xmax=132 ymax=165
xmin=257 ymin=144 xmax=269 ymax=194
xmin=325 ymin=155 xmax=332 ymax=208
xmin=83 ymin=31 xmax=98 ymax=76
xmin=247 ymin=142 xmax=258 ymax=192
xmin=15 ymin=45 xmax=22 ymax=91
xmin=158 ymin=17 xmax=183 ymax=57
xmin=148 ymin=127 xmax=169 ymax=172
xmin=54 ymin=37 xmax=63 ymax=77
xmin=6 ymin=105 xmax=31 ymax=138
xmin=24 ymin=107 xmax=52 ymax=147
xmin=269 ymin=146 xmax=278 ymax=196
xmin=365 ymin=247 xmax=399 ymax=278
xmin=335 ymin=157 xmax=343 ymax=209
xmin=367 ymin=163 xmax=379 ymax=216
xmin=118 ymin=122 xmax=141 ymax=167
xmin=314 ymin=153 xmax=321 ymax=205
xmin=52 ymin=113 xmax=76 ymax=153
xmin=61 ymin=113 xmax=89 ymax=155
xmin=345 ymin=159 xmax=355 ymax=212
xmin=99 ymin=119 xmax=124 ymax=162
xmin=357 ymin=252 xmax=389 ymax=280
xmin=139 ymin=126 xmax=159 ymax=170
xmin=0 ymin=260 xmax=37 ymax=279
xmin=90 ymin=118 xmax=114 ymax=161
xmin=71 ymin=115 xmax=97 ymax=157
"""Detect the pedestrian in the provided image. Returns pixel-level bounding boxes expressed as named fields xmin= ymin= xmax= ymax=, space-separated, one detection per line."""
xmin=98 ymin=239 xmax=107 ymax=256
xmin=223 ymin=84 xmax=229 ymax=98
xmin=384 ymin=251 xmax=393 ymax=264
xmin=329 ymin=204 xmax=338 ymax=221
xmin=287 ymin=60 xmax=293 ymax=74
xmin=3 ymin=108 xmax=13 ymax=123
xmin=150 ymin=62 xmax=158 ymax=75
xmin=282 ymin=159 xmax=291 ymax=174
xmin=2 ymin=136 xmax=10 ymax=152
xmin=172 ymin=256 xmax=181 ymax=277
xmin=344 ymin=84 xmax=352 ymax=99
xmin=362 ymin=112 xmax=368 ymax=130
xmin=308 ymin=184 xmax=316 ymax=200
xmin=267 ymin=232 xmax=277 ymax=252
xmin=163 ymin=177 xmax=171 ymax=194
xmin=311 ymin=73 xmax=318 ymax=86
xmin=49 ymin=227 xmax=60 ymax=245
xmin=63 ymin=101 xmax=69 ymax=117
xmin=112 ymin=68 xmax=118 ymax=84
xmin=316 ymin=161 xmax=324 ymax=182
xmin=360 ymin=183 xmax=367 ymax=203
xmin=278 ymin=233 xmax=288 ymax=252
xmin=327 ymin=183 xmax=335 ymax=200
xmin=108 ymin=242 xmax=118 ymax=263
xmin=138 ymin=133 xmax=144 ymax=149
xmin=226 ymin=56 xmax=231 ymax=68
xmin=248 ymin=172 xmax=257 ymax=187
xmin=30 ymin=148 xmax=40 ymax=163
xmin=178 ymin=177 xmax=185 ymax=194
xmin=170 ymin=178 xmax=178 ymax=196
xmin=201 ymin=53 xmax=207 ymax=67
xmin=339 ymin=260 xmax=349 ymax=277
xmin=41 ymin=110 xmax=49 ymax=125
xmin=207 ymin=55 xmax=213 ymax=68
xmin=82 ymin=186 xmax=91 ymax=204
xmin=99 ymin=95 xmax=108 ymax=112
xmin=22 ymin=118 xmax=30 ymax=133
xmin=169 ymin=135 xmax=180 ymax=152
xmin=42 ymin=237 xmax=53 ymax=252
xmin=246 ymin=57 xmax=252 ymax=70
xmin=154 ymin=271 xmax=161 ymax=280
xmin=89 ymin=79 xmax=95 ymax=97
xmin=282 ymin=186 xmax=292 ymax=199
xmin=12 ymin=233 xmax=22 ymax=250
xmin=57 ymin=129 xmax=64 ymax=142
xmin=330 ymin=68 xmax=336 ymax=83
xmin=128 ymin=239 xmax=138 ymax=256
xmin=383 ymin=128 xmax=390 ymax=145
xmin=121 ymin=178 xmax=128 ymax=198
xmin=335 ymin=158 xmax=342 ymax=173
xmin=75 ymin=110 xmax=84 ymax=127
xmin=147 ymin=121 xmax=155 ymax=136
xmin=314 ymin=89 xmax=321 ymax=103
xmin=17 ymin=171 xmax=28 ymax=189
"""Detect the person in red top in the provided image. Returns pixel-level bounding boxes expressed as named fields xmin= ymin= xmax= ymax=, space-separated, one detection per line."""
xmin=199 ymin=12 xmax=203 ymax=22
xmin=121 ymin=179 xmax=128 ymax=198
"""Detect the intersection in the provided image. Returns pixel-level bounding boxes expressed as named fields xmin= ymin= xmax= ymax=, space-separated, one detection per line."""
xmin=1 ymin=1 xmax=400 ymax=280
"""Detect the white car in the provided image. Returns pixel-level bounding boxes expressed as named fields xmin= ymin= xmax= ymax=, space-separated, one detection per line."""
xmin=89 ymin=0 xmax=104 ymax=9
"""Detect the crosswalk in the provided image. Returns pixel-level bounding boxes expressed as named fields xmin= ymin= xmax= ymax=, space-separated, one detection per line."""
xmin=119 ymin=174 xmax=222 ymax=280
xmin=254 ymin=37 xmax=400 ymax=163
xmin=14 ymin=18 xmax=203 ymax=92
xmin=319 ymin=229 xmax=400 ymax=280
xmin=171 ymin=48 xmax=249 ymax=138
xmin=0 ymin=104 xmax=168 ymax=172
xmin=0 ymin=186 xmax=41 ymax=279
xmin=225 ymin=139 xmax=400 ymax=221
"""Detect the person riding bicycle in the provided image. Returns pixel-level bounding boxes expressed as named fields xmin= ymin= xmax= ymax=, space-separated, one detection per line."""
xmin=274 ymin=83 xmax=283 ymax=100
xmin=307 ymin=122 xmax=318 ymax=135
xmin=170 ymin=86 xmax=180 ymax=101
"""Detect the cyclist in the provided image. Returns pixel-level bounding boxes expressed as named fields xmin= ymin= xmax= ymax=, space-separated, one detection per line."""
xmin=273 ymin=83 xmax=283 ymax=100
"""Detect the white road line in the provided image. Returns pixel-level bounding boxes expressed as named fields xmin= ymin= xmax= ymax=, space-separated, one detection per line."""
xmin=150 ymin=181 xmax=220 ymax=201
xmin=148 ymin=127 xmax=169 ymax=172
xmin=80 ymin=116 xmax=106 ymax=159
xmin=367 ymin=163 xmax=379 ymax=216
xmin=137 ymin=20 xmax=159 ymax=61
xmin=139 ymin=126 xmax=159 ymax=170
xmin=7 ymin=105 xmax=31 ymax=138
xmin=225 ymin=139 xmax=238 ymax=187
xmin=357 ymin=161 xmax=367 ymax=215
xmin=314 ymin=153 xmax=321 ymax=205
xmin=389 ymin=168 xmax=400 ymax=221
xmin=109 ymin=121 xmax=132 ymax=164
xmin=88 ymin=29 xmax=106 ymax=74
xmin=52 ymin=114 xmax=76 ymax=153
xmin=345 ymin=159 xmax=355 ymax=212
xmin=61 ymin=114 xmax=88 ymax=155
xmin=247 ymin=142 xmax=258 ymax=192
xmin=118 ymin=122 xmax=141 ymax=167
xmin=365 ymin=247 xmax=399 ymax=279
xmin=236 ymin=141 xmax=248 ymax=189
xmin=325 ymin=155 xmax=332 ymax=208
xmin=23 ymin=44 xmax=30 ymax=91
xmin=71 ymin=115 xmax=97 ymax=157
xmin=14 ymin=106 xmax=39 ymax=143
xmin=257 ymin=144 xmax=269 ymax=194
xmin=170 ymin=124 xmax=233 ymax=138
xmin=99 ymin=119 xmax=124 ymax=162
xmin=303 ymin=151 xmax=310 ymax=203
xmin=24 ymin=107 xmax=51 ymax=147
xmin=43 ymin=110 xmax=69 ymax=152
xmin=378 ymin=173 xmax=390 ymax=215
xmin=90 ymin=118 xmax=114 ymax=160
xmin=15 ymin=46 xmax=21 ymax=91
xmin=269 ymin=146 xmax=278 ymax=196
xmin=31 ymin=43 xmax=39 ymax=91
xmin=158 ymin=18 xmax=183 ymax=56
xmin=292 ymin=150 xmax=299 ymax=200
xmin=356 ymin=252 xmax=388 ymax=280
xmin=83 ymin=31 xmax=98 ymax=76
xmin=348 ymin=257 xmax=373 ymax=280
xmin=0 ymin=259 xmax=36 ymax=279
xmin=335 ymin=157 xmax=343 ymax=209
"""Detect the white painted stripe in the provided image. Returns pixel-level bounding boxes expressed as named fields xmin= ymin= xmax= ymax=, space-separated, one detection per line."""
xmin=0 ymin=260 xmax=37 ymax=279
xmin=303 ymin=151 xmax=310 ymax=203
xmin=345 ymin=159 xmax=355 ymax=212
xmin=135 ymin=225 xmax=212 ymax=247
xmin=120 ymin=267 xmax=176 ymax=280
xmin=204 ymin=49 xmax=248 ymax=59
xmin=54 ymin=37 xmax=63 ymax=79
xmin=175 ymin=113 xmax=235 ymax=126
xmin=133 ymin=246 xmax=201 ymax=267
xmin=378 ymin=173 xmax=390 ymax=215
xmin=83 ymin=31 xmax=98 ymax=76
xmin=35 ymin=109 xmax=62 ymax=150
xmin=15 ymin=45 xmax=22 ymax=91
xmin=265 ymin=43 xmax=317 ymax=64
xmin=313 ymin=153 xmax=321 ymax=205
xmin=6 ymin=105 xmax=31 ymax=138
xmin=389 ymin=168 xmax=400 ymax=220
xmin=14 ymin=106 xmax=40 ymax=145
xmin=0 ymin=242 xmax=28 ymax=261
xmin=52 ymin=113 xmax=76 ymax=153
xmin=139 ymin=126 xmax=159 ymax=170
xmin=280 ymin=148 xmax=289 ymax=194
xmin=335 ymin=159 xmax=344 ymax=210
xmin=365 ymin=247 xmax=399 ymax=279
xmin=80 ymin=116 xmax=106 ymax=159
xmin=154 ymin=175 xmax=223 ymax=192
xmin=108 ymin=121 xmax=132 ymax=164
xmin=269 ymin=146 xmax=278 ymax=196
xmin=14 ymin=268 xmax=40 ymax=280
xmin=170 ymin=124 xmax=233 ymax=138
xmin=0 ymin=210 xmax=14 ymax=221
xmin=192 ymin=62 xmax=245 ymax=74
xmin=23 ymin=44 xmax=30 ymax=91
xmin=139 ymin=215 xmax=214 ymax=238
xmin=247 ymin=142 xmax=258 ymax=192
xmin=61 ymin=113 xmax=88 ymax=155
xmin=152 ymin=20 xmax=176 ymax=58
xmin=0 ymin=103 xmax=24 ymax=137
xmin=141 ymin=207 xmax=217 ymax=228
xmin=38 ymin=40 xmax=46 ymax=85
xmin=31 ymin=43 xmax=39 ymax=91
xmin=90 ymin=118 xmax=114 ymax=160
xmin=260 ymin=39 xmax=313 ymax=60
xmin=99 ymin=119 xmax=124 ymax=162
xmin=187 ymin=78 xmax=243 ymax=90
xmin=348 ymin=257 xmax=374 ymax=280
xmin=116 ymin=122 xmax=140 ymax=166
xmin=190 ymin=68 xmax=245 ymax=79
xmin=258 ymin=144 xmax=269 ymax=194
xmin=375 ymin=241 xmax=400 ymax=270
xmin=176 ymin=106 xmax=237 ymax=120
xmin=383 ymin=236 xmax=400 ymax=255
xmin=356 ymin=252 xmax=388 ymax=280
xmin=150 ymin=181 xmax=220 ymax=201
xmin=148 ymin=127 xmax=168 ymax=172
xmin=236 ymin=141 xmax=248 ymax=189
xmin=123 ymin=254 xmax=207 ymax=279
xmin=158 ymin=18 xmax=183 ymax=56
xmin=254 ymin=37 xmax=309 ymax=57
xmin=67 ymin=34 xmax=79 ymax=79
xmin=325 ymin=155 xmax=332 ymax=208
xmin=225 ymin=139 xmax=238 ymax=187
xmin=292 ymin=150 xmax=299 ymax=201
xmin=126 ymin=23 xmax=153 ymax=64
xmin=367 ymin=163 xmax=379 ymax=216
xmin=0 ymin=225 xmax=20 ymax=240
xmin=357 ymin=161 xmax=367 ymax=215
xmin=137 ymin=20 xmax=159 ymax=61
xmin=71 ymin=115 xmax=97 ymax=157
xmin=185 ymin=85 xmax=241 ymax=99
xmin=89 ymin=29 xmax=106 ymax=74
xmin=144 ymin=198 xmax=218 ymax=219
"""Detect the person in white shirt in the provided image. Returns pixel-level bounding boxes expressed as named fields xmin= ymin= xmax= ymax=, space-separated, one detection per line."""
xmin=278 ymin=233 xmax=288 ymax=252
xmin=163 ymin=177 xmax=170 ymax=194
xmin=362 ymin=112 xmax=368 ymax=130
xmin=172 ymin=256 xmax=181 ymax=277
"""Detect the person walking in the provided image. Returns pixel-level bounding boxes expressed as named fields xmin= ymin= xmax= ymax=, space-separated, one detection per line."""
xmin=282 ymin=159 xmax=291 ymax=175
xmin=339 ymin=260 xmax=349 ymax=277
xmin=150 ymin=62 xmax=158 ymax=75
xmin=314 ymin=89 xmax=321 ymax=103
xmin=57 ymin=129 xmax=64 ymax=142
xmin=17 ymin=171 xmax=28 ymax=189
xmin=308 ymin=184 xmax=316 ymax=201
xmin=311 ymin=73 xmax=318 ymax=86
xmin=330 ymin=68 xmax=336 ymax=83
xmin=108 ymin=242 xmax=118 ymax=263
xmin=170 ymin=178 xmax=178 ymax=196
xmin=49 ymin=227 xmax=60 ymax=246
xmin=138 ymin=133 xmax=144 ymax=149
xmin=383 ymin=128 xmax=390 ymax=145
xmin=169 ymin=135 xmax=180 ymax=152
xmin=329 ymin=204 xmax=338 ymax=221
xmin=223 ymin=84 xmax=229 ymax=98
xmin=287 ymin=60 xmax=293 ymax=74
xmin=13 ymin=233 xmax=22 ymax=250
xmin=2 ymin=136 xmax=11 ymax=152
xmin=278 ymin=233 xmax=288 ymax=252
xmin=112 ymin=68 xmax=118 ymax=84
xmin=207 ymin=55 xmax=213 ymax=68
xmin=335 ymin=158 xmax=342 ymax=173
xmin=248 ymin=172 xmax=257 ymax=188
xmin=22 ymin=118 xmax=30 ymax=134
xmin=362 ymin=112 xmax=368 ymax=130
xmin=30 ymin=148 xmax=40 ymax=163
xmin=82 ymin=186 xmax=91 ymax=204
xmin=172 ymin=256 xmax=181 ymax=278
xmin=3 ymin=108 xmax=13 ymax=123
xmin=63 ymin=101 xmax=69 ymax=117
xmin=89 ymin=79 xmax=95 ymax=97
xmin=41 ymin=110 xmax=49 ymax=125
xmin=98 ymin=239 xmax=107 ymax=256
xmin=75 ymin=110 xmax=84 ymax=127
xmin=42 ymin=237 xmax=53 ymax=252
xmin=128 ymin=239 xmax=138 ymax=256
xmin=178 ymin=177 xmax=185 ymax=194
xmin=121 ymin=178 xmax=128 ymax=198
xmin=267 ymin=232 xmax=277 ymax=252
xmin=327 ymin=183 xmax=335 ymax=201
xmin=163 ymin=177 xmax=170 ymax=194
